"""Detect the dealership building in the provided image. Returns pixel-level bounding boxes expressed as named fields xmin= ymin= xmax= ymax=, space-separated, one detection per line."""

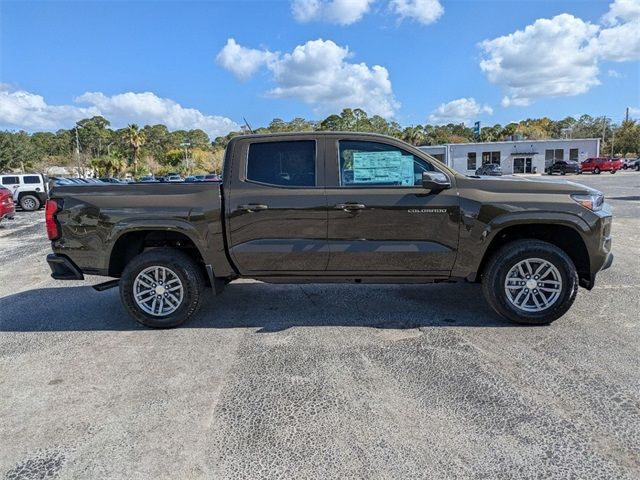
xmin=419 ymin=138 xmax=601 ymax=175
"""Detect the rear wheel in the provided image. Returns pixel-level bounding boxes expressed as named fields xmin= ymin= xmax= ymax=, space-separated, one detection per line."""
xmin=636 ymin=164 xmax=640 ymax=171
xmin=482 ymin=240 xmax=578 ymax=325
xmin=119 ymin=248 xmax=206 ymax=328
xmin=610 ymin=169 xmax=616 ymax=174
xmin=594 ymin=167 xmax=601 ymax=174
xmin=19 ymin=195 xmax=40 ymax=211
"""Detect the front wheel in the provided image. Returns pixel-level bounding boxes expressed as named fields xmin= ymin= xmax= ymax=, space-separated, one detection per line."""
xmin=610 ymin=169 xmax=616 ymax=174
xmin=594 ymin=167 xmax=601 ymax=174
xmin=482 ymin=240 xmax=578 ymax=325
xmin=119 ymin=248 xmax=206 ymax=328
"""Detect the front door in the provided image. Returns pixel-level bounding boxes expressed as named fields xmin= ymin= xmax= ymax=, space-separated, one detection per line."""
xmin=225 ymin=137 xmax=328 ymax=274
xmin=513 ymin=157 xmax=533 ymax=173
xmin=324 ymin=137 xmax=460 ymax=273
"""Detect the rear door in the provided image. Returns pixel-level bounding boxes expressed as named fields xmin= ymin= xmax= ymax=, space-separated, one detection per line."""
xmin=324 ymin=136 xmax=460 ymax=273
xmin=225 ymin=136 xmax=329 ymax=274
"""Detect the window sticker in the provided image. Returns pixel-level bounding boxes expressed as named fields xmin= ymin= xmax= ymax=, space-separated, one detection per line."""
xmin=351 ymin=151 xmax=414 ymax=185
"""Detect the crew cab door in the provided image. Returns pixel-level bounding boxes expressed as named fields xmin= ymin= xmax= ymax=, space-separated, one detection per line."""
xmin=324 ymin=136 xmax=460 ymax=273
xmin=225 ymin=137 xmax=328 ymax=273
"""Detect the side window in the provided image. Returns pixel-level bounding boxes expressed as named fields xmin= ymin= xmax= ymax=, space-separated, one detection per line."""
xmin=1 ymin=176 xmax=19 ymax=185
xmin=23 ymin=176 xmax=40 ymax=184
xmin=338 ymin=140 xmax=434 ymax=187
xmin=247 ymin=140 xmax=316 ymax=187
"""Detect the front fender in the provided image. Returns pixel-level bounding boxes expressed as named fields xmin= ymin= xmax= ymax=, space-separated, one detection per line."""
xmin=452 ymin=209 xmax=592 ymax=279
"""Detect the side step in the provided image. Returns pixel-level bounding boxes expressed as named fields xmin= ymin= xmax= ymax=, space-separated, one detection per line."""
xmin=93 ymin=279 xmax=120 ymax=291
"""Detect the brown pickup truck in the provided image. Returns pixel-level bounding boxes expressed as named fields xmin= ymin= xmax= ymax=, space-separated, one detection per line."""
xmin=45 ymin=132 xmax=613 ymax=328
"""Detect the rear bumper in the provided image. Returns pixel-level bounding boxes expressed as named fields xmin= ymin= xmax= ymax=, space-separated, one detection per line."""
xmin=47 ymin=254 xmax=84 ymax=280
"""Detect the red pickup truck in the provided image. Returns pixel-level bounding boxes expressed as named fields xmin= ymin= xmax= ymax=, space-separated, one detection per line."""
xmin=580 ymin=157 xmax=622 ymax=174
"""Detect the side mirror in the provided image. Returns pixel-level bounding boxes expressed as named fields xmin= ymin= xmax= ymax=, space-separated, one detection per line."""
xmin=422 ymin=172 xmax=451 ymax=191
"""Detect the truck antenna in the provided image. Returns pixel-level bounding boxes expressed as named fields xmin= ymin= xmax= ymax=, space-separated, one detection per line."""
xmin=243 ymin=117 xmax=254 ymax=134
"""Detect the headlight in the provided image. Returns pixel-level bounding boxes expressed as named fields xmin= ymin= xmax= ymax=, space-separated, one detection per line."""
xmin=571 ymin=193 xmax=604 ymax=211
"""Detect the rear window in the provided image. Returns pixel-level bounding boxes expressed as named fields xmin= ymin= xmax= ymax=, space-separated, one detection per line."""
xmin=247 ymin=140 xmax=316 ymax=187
xmin=23 ymin=175 xmax=40 ymax=184
xmin=1 ymin=176 xmax=19 ymax=185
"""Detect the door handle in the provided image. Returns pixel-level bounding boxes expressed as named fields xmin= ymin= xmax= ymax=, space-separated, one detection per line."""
xmin=335 ymin=203 xmax=366 ymax=211
xmin=238 ymin=204 xmax=269 ymax=212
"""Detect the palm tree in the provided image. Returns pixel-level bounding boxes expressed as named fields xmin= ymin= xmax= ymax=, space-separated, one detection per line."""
xmin=123 ymin=124 xmax=146 ymax=174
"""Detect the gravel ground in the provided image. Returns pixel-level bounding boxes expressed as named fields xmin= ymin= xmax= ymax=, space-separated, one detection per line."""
xmin=0 ymin=172 xmax=639 ymax=479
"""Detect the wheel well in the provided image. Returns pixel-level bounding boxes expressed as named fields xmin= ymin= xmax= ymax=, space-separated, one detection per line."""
xmin=477 ymin=224 xmax=590 ymax=282
xmin=108 ymin=230 xmax=208 ymax=283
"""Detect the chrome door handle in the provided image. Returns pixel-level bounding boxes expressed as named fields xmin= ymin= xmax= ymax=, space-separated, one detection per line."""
xmin=335 ymin=203 xmax=366 ymax=211
xmin=238 ymin=204 xmax=269 ymax=212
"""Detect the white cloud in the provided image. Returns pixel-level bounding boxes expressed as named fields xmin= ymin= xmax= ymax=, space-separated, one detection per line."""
xmin=607 ymin=69 xmax=622 ymax=77
xmin=0 ymin=86 xmax=239 ymax=138
xmin=215 ymin=38 xmax=275 ymax=80
xmin=428 ymin=98 xmax=492 ymax=124
xmin=217 ymin=38 xmax=399 ymax=117
xmin=629 ymin=106 xmax=640 ymax=117
xmin=602 ymin=0 xmax=640 ymax=25
xmin=291 ymin=0 xmax=373 ymax=25
xmin=390 ymin=0 xmax=444 ymax=25
xmin=479 ymin=0 xmax=640 ymax=106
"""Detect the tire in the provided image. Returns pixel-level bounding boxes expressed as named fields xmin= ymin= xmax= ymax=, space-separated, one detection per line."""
xmin=635 ymin=164 xmax=640 ymax=172
xmin=19 ymin=194 xmax=40 ymax=211
xmin=594 ymin=167 xmax=601 ymax=174
xmin=610 ymin=169 xmax=616 ymax=174
xmin=481 ymin=239 xmax=578 ymax=325
xmin=560 ymin=170 xmax=566 ymax=175
xmin=119 ymin=248 xmax=206 ymax=328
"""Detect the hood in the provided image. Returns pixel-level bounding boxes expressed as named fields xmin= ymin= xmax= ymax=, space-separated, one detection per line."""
xmin=458 ymin=174 xmax=600 ymax=196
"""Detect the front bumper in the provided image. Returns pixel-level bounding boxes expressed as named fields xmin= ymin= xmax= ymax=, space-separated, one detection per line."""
xmin=47 ymin=254 xmax=84 ymax=280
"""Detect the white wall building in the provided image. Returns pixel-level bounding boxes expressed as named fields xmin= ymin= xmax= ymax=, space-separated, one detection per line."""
xmin=419 ymin=138 xmax=600 ymax=175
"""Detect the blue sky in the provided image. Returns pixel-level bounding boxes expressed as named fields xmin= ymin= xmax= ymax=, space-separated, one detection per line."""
xmin=1 ymin=0 xmax=639 ymax=137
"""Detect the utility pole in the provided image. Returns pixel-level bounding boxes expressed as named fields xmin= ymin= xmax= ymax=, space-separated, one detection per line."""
xmin=74 ymin=126 xmax=81 ymax=178
xmin=611 ymin=128 xmax=615 ymax=157
xmin=180 ymin=141 xmax=191 ymax=175
xmin=625 ymin=107 xmax=629 ymax=122
xmin=601 ymin=116 xmax=607 ymax=146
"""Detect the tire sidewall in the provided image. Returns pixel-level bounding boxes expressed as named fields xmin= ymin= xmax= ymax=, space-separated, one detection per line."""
xmin=120 ymin=251 xmax=203 ymax=328
xmin=485 ymin=244 xmax=578 ymax=325
xmin=20 ymin=195 xmax=39 ymax=211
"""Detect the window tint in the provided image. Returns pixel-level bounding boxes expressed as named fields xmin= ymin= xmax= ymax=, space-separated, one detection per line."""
xmin=23 ymin=175 xmax=40 ymax=184
xmin=339 ymin=140 xmax=434 ymax=187
xmin=1 ymin=176 xmax=19 ymax=185
xmin=247 ymin=141 xmax=315 ymax=187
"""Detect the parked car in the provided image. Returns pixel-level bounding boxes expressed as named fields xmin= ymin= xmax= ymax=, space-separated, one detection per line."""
xmin=194 ymin=175 xmax=205 ymax=181
xmin=620 ymin=158 xmax=637 ymax=170
xmin=629 ymin=159 xmax=640 ymax=171
xmin=475 ymin=164 xmax=502 ymax=176
xmin=580 ymin=157 xmax=622 ymax=174
xmin=166 ymin=175 xmax=184 ymax=182
xmin=184 ymin=176 xmax=198 ymax=183
xmin=203 ymin=174 xmax=222 ymax=182
xmin=0 ymin=173 xmax=48 ymax=211
xmin=99 ymin=177 xmax=126 ymax=184
xmin=546 ymin=160 xmax=581 ymax=175
xmin=46 ymin=132 xmax=613 ymax=329
xmin=0 ymin=186 xmax=15 ymax=223
xmin=139 ymin=176 xmax=159 ymax=183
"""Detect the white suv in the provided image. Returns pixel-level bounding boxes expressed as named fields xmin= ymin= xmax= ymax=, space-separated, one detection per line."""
xmin=0 ymin=174 xmax=48 ymax=211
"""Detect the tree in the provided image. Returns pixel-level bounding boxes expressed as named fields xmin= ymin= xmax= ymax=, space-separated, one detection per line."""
xmin=611 ymin=120 xmax=639 ymax=156
xmin=123 ymin=124 xmax=146 ymax=174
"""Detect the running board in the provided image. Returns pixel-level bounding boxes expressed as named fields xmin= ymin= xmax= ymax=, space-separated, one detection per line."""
xmin=93 ymin=279 xmax=120 ymax=291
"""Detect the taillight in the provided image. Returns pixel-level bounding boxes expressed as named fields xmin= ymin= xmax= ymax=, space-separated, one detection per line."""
xmin=45 ymin=199 xmax=62 ymax=241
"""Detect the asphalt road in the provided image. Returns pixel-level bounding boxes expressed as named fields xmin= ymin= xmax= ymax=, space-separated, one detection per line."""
xmin=1 ymin=173 xmax=639 ymax=479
